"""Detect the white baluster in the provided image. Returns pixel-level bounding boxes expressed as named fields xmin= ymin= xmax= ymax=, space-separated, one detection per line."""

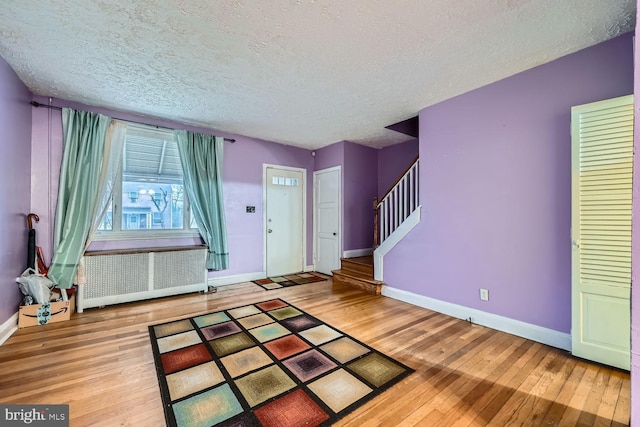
xmin=400 ymin=181 xmax=404 ymax=220
xmin=383 ymin=200 xmax=388 ymax=241
xmin=409 ymin=167 xmax=414 ymax=212
xmin=403 ymin=175 xmax=408 ymax=220
xmin=415 ymin=162 xmax=419 ymax=207
xmin=393 ymin=187 xmax=398 ymax=233
xmin=380 ymin=202 xmax=384 ymax=242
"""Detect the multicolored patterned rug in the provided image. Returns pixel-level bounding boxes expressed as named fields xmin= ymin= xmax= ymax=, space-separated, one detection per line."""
xmin=252 ymin=273 xmax=327 ymax=290
xmin=149 ymin=298 xmax=413 ymax=426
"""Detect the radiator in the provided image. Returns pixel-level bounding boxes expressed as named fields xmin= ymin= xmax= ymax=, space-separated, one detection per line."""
xmin=77 ymin=246 xmax=208 ymax=312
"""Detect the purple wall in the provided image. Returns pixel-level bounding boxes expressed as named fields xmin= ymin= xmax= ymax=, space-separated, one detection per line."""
xmin=212 ymin=134 xmax=314 ymax=276
xmin=384 ymin=33 xmax=634 ymax=333
xmin=631 ymin=3 xmax=639 ymax=422
xmin=30 ymin=96 xmax=315 ymax=278
xmin=30 ymin=102 xmax=62 ymax=262
xmin=0 ymin=57 xmax=32 ymax=325
xmin=377 ymin=139 xmax=419 ymax=197
xmin=314 ymin=141 xmax=344 ymax=171
xmin=343 ymin=142 xmax=378 ymax=251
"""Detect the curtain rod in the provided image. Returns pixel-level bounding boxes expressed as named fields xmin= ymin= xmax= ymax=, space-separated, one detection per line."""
xmin=30 ymin=101 xmax=236 ymax=143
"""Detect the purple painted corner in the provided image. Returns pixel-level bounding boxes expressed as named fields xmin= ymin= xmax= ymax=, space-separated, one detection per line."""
xmin=314 ymin=141 xmax=379 ymax=253
xmin=343 ymin=142 xmax=378 ymax=251
xmin=0 ymin=57 xmax=32 ymax=326
xmin=377 ymin=139 xmax=419 ymax=198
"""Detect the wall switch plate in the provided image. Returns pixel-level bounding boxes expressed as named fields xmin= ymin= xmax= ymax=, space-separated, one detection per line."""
xmin=246 ymin=206 xmax=255 ymax=213
xmin=480 ymin=288 xmax=489 ymax=301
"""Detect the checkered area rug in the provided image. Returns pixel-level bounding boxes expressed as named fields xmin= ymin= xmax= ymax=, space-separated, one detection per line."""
xmin=253 ymin=273 xmax=327 ymax=290
xmin=149 ymin=298 xmax=413 ymax=426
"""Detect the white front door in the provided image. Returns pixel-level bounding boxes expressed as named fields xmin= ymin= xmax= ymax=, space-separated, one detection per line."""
xmin=265 ymin=166 xmax=305 ymax=277
xmin=314 ymin=167 xmax=341 ymax=275
xmin=571 ymin=94 xmax=633 ymax=370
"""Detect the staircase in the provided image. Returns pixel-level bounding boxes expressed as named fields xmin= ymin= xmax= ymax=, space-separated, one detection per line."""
xmin=332 ymin=256 xmax=383 ymax=295
xmin=331 ymin=157 xmax=420 ymax=294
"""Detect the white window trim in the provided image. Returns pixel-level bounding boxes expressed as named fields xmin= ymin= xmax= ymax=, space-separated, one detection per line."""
xmin=94 ymin=122 xmax=200 ymax=241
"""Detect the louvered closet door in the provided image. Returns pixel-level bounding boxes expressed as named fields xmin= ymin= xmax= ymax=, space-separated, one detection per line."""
xmin=571 ymin=94 xmax=633 ymax=370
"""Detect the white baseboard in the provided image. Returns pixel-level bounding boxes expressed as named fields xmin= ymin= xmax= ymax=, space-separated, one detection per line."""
xmin=304 ymin=265 xmax=315 ymax=272
xmin=0 ymin=312 xmax=18 ymax=346
xmin=208 ymin=272 xmax=265 ymax=288
xmin=382 ymin=286 xmax=571 ymax=351
xmin=343 ymin=248 xmax=373 ymax=258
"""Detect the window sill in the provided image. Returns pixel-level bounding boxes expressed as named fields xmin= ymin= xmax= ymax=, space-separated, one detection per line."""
xmin=93 ymin=230 xmax=200 ymax=241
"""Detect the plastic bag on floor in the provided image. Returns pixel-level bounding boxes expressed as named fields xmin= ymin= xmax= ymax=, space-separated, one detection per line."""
xmin=16 ymin=268 xmax=54 ymax=305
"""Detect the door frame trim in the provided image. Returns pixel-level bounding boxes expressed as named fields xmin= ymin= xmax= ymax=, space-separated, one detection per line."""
xmin=313 ymin=166 xmax=343 ymax=274
xmin=263 ymin=164 xmax=307 ymax=276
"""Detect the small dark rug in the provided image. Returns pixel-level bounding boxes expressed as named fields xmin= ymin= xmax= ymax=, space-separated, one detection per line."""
xmin=149 ymin=298 xmax=413 ymax=427
xmin=253 ymin=273 xmax=327 ymax=290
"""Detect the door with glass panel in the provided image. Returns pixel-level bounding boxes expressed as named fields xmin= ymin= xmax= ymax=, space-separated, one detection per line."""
xmin=265 ymin=166 xmax=304 ymax=277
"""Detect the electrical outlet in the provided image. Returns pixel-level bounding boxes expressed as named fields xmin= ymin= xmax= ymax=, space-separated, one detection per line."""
xmin=480 ymin=288 xmax=489 ymax=301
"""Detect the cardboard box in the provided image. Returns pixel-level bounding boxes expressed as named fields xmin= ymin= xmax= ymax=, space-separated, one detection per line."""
xmin=18 ymin=294 xmax=75 ymax=328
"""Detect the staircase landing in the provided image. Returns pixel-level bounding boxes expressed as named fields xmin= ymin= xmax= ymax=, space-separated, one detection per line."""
xmin=332 ymin=256 xmax=382 ymax=295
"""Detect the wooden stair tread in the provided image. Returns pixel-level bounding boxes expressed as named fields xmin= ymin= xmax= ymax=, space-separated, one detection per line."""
xmin=341 ymin=256 xmax=373 ymax=266
xmin=340 ymin=256 xmax=374 ymax=276
xmin=332 ymin=269 xmax=382 ymax=284
xmin=333 ymin=256 xmax=381 ymax=295
xmin=332 ymin=269 xmax=382 ymax=295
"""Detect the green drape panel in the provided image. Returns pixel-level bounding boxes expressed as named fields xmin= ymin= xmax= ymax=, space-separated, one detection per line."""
xmin=175 ymin=131 xmax=229 ymax=270
xmin=48 ymin=109 xmax=112 ymax=289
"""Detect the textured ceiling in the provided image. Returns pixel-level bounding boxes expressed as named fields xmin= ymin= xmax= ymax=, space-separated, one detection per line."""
xmin=0 ymin=1 xmax=635 ymax=149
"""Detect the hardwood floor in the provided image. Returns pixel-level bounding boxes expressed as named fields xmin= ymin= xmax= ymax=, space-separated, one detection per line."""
xmin=0 ymin=279 xmax=630 ymax=426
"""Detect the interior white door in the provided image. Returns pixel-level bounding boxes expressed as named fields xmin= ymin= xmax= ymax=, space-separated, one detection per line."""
xmin=266 ymin=167 xmax=304 ymax=277
xmin=314 ymin=167 xmax=341 ymax=275
xmin=571 ymin=94 xmax=633 ymax=370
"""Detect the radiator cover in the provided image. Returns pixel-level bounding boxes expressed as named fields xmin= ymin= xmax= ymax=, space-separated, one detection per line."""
xmin=78 ymin=246 xmax=208 ymax=312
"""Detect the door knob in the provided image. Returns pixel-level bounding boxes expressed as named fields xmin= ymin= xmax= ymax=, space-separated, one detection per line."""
xmin=268 ymin=229 xmax=273 ymax=233
xmin=333 ymin=232 xmax=337 ymax=236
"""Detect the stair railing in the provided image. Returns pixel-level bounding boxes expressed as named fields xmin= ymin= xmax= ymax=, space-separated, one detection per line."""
xmin=374 ymin=157 xmax=419 ymax=247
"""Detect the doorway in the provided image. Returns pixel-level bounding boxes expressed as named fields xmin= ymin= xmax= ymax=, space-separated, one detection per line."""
xmin=571 ymin=94 xmax=633 ymax=370
xmin=314 ymin=166 xmax=341 ymax=275
xmin=264 ymin=165 xmax=306 ymax=277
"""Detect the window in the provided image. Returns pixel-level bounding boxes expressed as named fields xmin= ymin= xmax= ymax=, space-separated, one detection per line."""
xmin=272 ymin=176 xmax=298 ymax=186
xmin=95 ymin=124 xmax=198 ymax=240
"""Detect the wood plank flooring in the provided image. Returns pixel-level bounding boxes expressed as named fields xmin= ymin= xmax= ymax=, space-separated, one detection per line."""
xmin=0 ymin=279 xmax=630 ymax=426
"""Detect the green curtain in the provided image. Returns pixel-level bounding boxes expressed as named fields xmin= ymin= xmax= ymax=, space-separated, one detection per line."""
xmin=85 ymin=120 xmax=127 ymax=245
xmin=48 ymin=109 xmax=112 ymax=289
xmin=175 ymin=130 xmax=229 ymax=270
